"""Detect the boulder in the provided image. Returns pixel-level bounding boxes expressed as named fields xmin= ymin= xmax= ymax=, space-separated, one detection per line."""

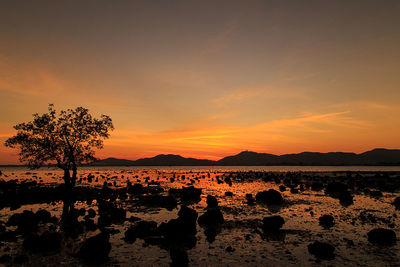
xmin=262 ymin=216 xmax=285 ymax=232
xmin=87 ymin=208 xmax=96 ymax=218
xmin=170 ymin=247 xmax=188 ymax=267
xmin=140 ymin=195 xmax=177 ymax=211
xmin=393 ymin=197 xmax=400 ymax=209
xmin=245 ymin=194 xmax=255 ymax=205
xmin=290 ymin=188 xmax=299 ymax=194
xmin=206 ymin=195 xmax=219 ymax=209
xmin=339 ymin=191 xmax=354 ymax=206
xmin=35 ymin=210 xmax=52 ymax=223
xmin=169 ymin=186 xmax=202 ymax=203
xmin=325 ymin=182 xmax=347 ymax=196
xmin=308 ymin=241 xmax=335 ymax=260
xmin=319 ymin=215 xmax=334 ymax=228
xmin=98 ymin=200 xmax=126 ymax=224
xmin=23 ymin=231 xmax=62 ymax=253
xmin=367 ymin=228 xmax=396 ymax=245
xmin=224 ymin=191 xmax=233 ymax=197
xmin=198 ymin=209 xmax=224 ymax=226
xmin=77 ymin=232 xmax=111 ymax=263
xmin=256 ymin=189 xmax=284 ymax=205
xmin=124 ymin=220 xmax=158 ymax=243
xmin=159 ymin=206 xmax=198 ymax=240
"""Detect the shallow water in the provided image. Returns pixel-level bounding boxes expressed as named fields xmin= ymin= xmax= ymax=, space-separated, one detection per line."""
xmin=0 ymin=167 xmax=399 ymax=266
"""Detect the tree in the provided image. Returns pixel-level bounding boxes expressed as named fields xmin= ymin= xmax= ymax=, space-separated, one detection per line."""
xmin=5 ymin=104 xmax=114 ymax=189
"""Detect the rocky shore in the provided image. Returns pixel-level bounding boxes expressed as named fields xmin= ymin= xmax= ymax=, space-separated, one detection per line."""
xmin=0 ymin=169 xmax=399 ymax=266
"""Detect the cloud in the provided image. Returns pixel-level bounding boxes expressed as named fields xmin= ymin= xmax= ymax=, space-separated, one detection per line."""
xmin=332 ymin=101 xmax=396 ymax=111
xmin=105 ymin=110 xmax=372 ymax=156
xmin=212 ymin=88 xmax=261 ymax=106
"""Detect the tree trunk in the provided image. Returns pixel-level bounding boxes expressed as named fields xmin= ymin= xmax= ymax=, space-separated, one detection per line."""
xmin=63 ymin=168 xmax=72 ymax=191
xmin=71 ymin=166 xmax=77 ymax=187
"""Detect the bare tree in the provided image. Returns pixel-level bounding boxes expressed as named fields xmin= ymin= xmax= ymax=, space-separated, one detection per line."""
xmin=5 ymin=104 xmax=114 ymax=189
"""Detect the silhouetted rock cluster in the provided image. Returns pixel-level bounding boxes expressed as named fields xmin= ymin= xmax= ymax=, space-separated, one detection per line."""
xmin=169 ymin=186 xmax=202 ymax=203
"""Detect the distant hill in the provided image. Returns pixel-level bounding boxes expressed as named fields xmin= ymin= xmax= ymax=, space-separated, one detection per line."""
xmin=91 ymin=157 xmax=136 ymax=166
xmin=133 ymin=154 xmax=215 ymax=166
xmin=217 ymin=151 xmax=279 ymax=165
xmin=92 ymin=154 xmax=215 ymax=166
xmin=92 ymin=148 xmax=400 ymax=166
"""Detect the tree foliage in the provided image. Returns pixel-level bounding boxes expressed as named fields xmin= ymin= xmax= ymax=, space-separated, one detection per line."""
xmin=5 ymin=104 xmax=114 ymax=187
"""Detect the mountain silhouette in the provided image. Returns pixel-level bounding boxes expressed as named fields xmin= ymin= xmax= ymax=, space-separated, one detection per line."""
xmin=92 ymin=148 xmax=400 ymax=166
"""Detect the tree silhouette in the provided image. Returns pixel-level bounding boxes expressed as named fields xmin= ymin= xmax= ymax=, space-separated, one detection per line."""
xmin=5 ymin=104 xmax=114 ymax=188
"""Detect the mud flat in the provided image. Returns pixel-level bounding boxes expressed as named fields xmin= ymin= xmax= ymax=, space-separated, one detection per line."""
xmin=0 ymin=169 xmax=399 ymax=266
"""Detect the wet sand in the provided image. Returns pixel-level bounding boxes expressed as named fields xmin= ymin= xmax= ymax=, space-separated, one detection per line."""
xmin=0 ymin=168 xmax=399 ymax=266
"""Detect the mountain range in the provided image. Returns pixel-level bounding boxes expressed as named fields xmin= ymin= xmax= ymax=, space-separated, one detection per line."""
xmin=92 ymin=148 xmax=400 ymax=166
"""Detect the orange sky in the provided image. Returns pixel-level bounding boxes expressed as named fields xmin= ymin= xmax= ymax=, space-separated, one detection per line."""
xmin=1 ymin=1 xmax=400 ymax=164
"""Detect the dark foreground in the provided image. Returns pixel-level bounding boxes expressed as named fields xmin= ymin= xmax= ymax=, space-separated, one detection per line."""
xmin=0 ymin=169 xmax=400 ymax=266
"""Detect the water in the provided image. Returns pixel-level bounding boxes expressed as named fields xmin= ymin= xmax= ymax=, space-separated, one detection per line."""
xmin=2 ymin=165 xmax=400 ymax=175
xmin=0 ymin=166 xmax=399 ymax=266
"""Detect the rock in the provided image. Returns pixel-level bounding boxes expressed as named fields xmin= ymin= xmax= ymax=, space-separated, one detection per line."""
xmin=369 ymin=190 xmax=383 ymax=198
xmin=7 ymin=210 xmax=38 ymax=233
xmin=198 ymin=209 xmax=224 ymax=226
xmin=311 ymin=182 xmax=323 ymax=191
xmin=35 ymin=210 xmax=52 ymax=223
xmin=128 ymin=216 xmax=141 ymax=223
xmin=159 ymin=206 xmax=198 ymax=240
xmin=98 ymin=200 xmax=126 ymax=224
xmin=226 ymin=245 xmax=235 ymax=252
xmin=13 ymin=254 xmax=28 ymax=264
xmin=204 ymin=227 xmax=218 ymax=243
xmin=325 ymin=182 xmax=347 ymax=196
xmin=290 ymin=188 xmax=299 ymax=194
xmin=256 ymin=189 xmax=284 ymax=205
xmin=225 ymin=191 xmax=233 ymax=197
xmin=206 ymin=195 xmax=219 ymax=208
xmin=23 ymin=231 xmax=62 ymax=253
xmin=128 ymin=183 xmax=144 ymax=194
xmin=393 ymin=197 xmax=400 ymax=209
xmin=124 ymin=220 xmax=158 ymax=243
xmin=87 ymin=208 xmax=96 ymax=218
xmin=78 ymin=208 xmax=86 ymax=217
xmin=319 ymin=215 xmax=334 ymax=228
xmin=140 ymin=195 xmax=177 ymax=211
xmin=178 ymin=205 xmax=198 ymax=225
xmin=77 ymin=232 xmax=111 ymax=263
xmin=339 ymin=191 xmax=354 ymax=206
xmin=170 ymin=247 xmax=188 ymax=267
xmin=169 ymin=186 xmax=202 ymax=203
xmin=0 ymin=231 xmax=18 ymax=242
xmin=0 ymin=254 xmax=11 ymax=263
xmin=367 ymin=228 xmax=396 ymax=245
xmin=83 ymin=218 xmax=97 ymax=231
xmin=245 ymin=193 xmax=253 ymax=200
xmin=279 ymin=185 xmax=286 ymax=192
xmin=245 ymin=193 xmax=255 ymax=204
xmin=262 ymin=216 xmax=285 ymax=232
xmin=308 ymin=241 xmax=335 ymax=260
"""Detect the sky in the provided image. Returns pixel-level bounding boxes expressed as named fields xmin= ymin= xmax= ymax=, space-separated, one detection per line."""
xmin=1 ymin=0 xmax=400 ymax=164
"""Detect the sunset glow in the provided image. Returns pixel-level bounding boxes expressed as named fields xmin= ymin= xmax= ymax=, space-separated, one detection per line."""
xmin=1 ymin=1 xmax=400 ymax=164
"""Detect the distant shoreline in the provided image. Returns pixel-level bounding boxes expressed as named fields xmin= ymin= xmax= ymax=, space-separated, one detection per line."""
xmin=2 ymin=164 xmax=400 ymax=167
xmin=2 ymin=148 xmax=400 ymax=167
